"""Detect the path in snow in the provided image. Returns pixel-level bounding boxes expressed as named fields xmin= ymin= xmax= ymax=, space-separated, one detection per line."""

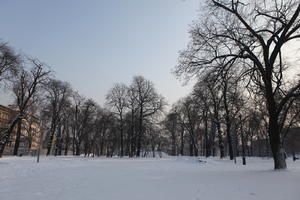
xmin=0 ymin=156 xmax=299 ymax=200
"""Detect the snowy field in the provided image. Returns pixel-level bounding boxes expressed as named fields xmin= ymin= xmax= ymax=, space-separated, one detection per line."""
xmin=0 ymin=156 xmax=299 ymax=200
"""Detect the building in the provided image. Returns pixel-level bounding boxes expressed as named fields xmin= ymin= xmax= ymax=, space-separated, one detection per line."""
xmin=248 ymin=128 xmax=300 ymax=157
xmin=284 ymin=127 xmax=300 ymax=156
xmin=0 ymin=105 xmax=17 ymax=130
xmin=0 ymin=105 xmax=18 ymax=147
xmin=0 ymin=105 xmax=41 ymax=156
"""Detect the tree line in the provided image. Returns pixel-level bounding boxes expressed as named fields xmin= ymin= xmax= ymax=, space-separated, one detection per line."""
xmin=171 ymin=0 xmax=300 ymax=169
xmin=1 ymin=0 xmax=300 ymax=171
xmin=0 ymin=42 xmax=167 ymax=158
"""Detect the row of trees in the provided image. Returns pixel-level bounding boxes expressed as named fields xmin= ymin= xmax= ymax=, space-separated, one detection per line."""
xmin=0 ymin=42 xmax=167 ymax=157
xmin=1 ymin=0 xmax=299 ymax=171
xmin=105 ymin=77 xmax=166 ymax=157
xmin=0 ymin=43 xmax=51 ymax=157
xmin=172 ymin=0 xmax=300 ymax=169
xmin=164 ymin=73 xmax=276 ymax=159
xmin=43 ymin=75 xmax=166 ymax=158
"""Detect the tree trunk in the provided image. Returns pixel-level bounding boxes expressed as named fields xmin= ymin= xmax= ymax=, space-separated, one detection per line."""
xmin=120 ymin=115 xmax=124 ymax=157
xmin=28 ymin=140 xmax=32 ymax=150
xmin=72 ymin=137 xmax=76 ymax=155
xmin=136 ymin=134 xmax=141 ymax=157
xmin=100 ymin=137 xmax=104 ymax=156
xmin=64 ymin=134 xmax=70 ymax=156
xmin=189 ymin=140 xmax=193 ymax=156
xmin=152 ymin=144 xmax=155 ymax=158
xmin=204 ymin=114 xmax=211 ymax=157
xmin=194 ymin=147 xmax=198 ymax=157
xmin=131 ymin=137 xmax=136 ymax=157
xmin=57 ymin=142 xmax=62 ymax=156
xmin=46 ymin=123 xmax=56 ymax=156
xmin=240 ymin=120 xmax=246 ymax=165
xmin=75 ymin=143 xmax=80 ymax=156
xmin=55 ymin=126 xmax=62 ymax=156
xmin=225 ymin=120 xmax=234 ymax=160
xmin=13 ymin=120 xmax=22 ymax=156
xmin=266 ymin=77 xmax=287 ymax=169
xmin=223 ymin=79 xmax=234 ymax=160
xmin=126 ymin=128 xmax=131 ymax=157
xmin=214 ymin=113 xmax=225 ymax=158
xmin=269 ymin=117 xmax=287 ymax=169
xmin=0 ymin=117 xmax=21 ymax=157
xmin=171 ymin=130 xmax=176 ymax=156
xmin=180 ymin=125 xmax=184 ymax=156
xmin=64 ymin=144 xmax=69 ymax=156
xmin=136 ymin=107 xmax=143 ymax=157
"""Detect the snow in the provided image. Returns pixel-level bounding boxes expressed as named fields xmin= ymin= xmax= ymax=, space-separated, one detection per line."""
xmin=0 ymin=156 xmax=299 ymax=200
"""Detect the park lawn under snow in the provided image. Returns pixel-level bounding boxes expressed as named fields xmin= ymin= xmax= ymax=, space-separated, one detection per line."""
xmin=0 ymin=156 xmax=299 ymax=200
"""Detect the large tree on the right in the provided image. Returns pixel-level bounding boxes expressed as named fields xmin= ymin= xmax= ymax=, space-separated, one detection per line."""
xmin=175 ymin=0 xmax=300 ymax=169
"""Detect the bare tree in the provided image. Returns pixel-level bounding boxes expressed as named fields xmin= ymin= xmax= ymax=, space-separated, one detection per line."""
xmin=0 ymin=42 xmax=20 ymax=85
xmin=192 ymin=82 xmax=219 ymax=158
xmin=106 ymin=83 xmax=128 ymax=157
xmin=0 ymin=43 xmax=20 ymax=152
xmin=126 ymin=86 xmax=139 ymax=157
xmin=178 ymin=96 xmax=201 ymax=156
xmin=44 ymin=79 xmax=72 ymax=156
xmin=23 ymin=106 xmax=39 ymax=151
xmin=202 ymin=80 xmax=225 ymax=158
xmin=0 ymin=59 xmax=50 ymax=157
xmin=174 ymin=0 xmax=300 ymax=169
xmin=130 ymin=76 xmax=166 ymax=157
xmin=164 ymin=111 xmax=179 ymax=156
xmin=94 ymin=109 xmax=115 ymax=156
xmin=70 ymin=96 xmax=97 ymax=156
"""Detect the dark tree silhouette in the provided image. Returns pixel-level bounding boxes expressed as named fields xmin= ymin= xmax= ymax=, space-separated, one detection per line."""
xmin=175 ymin=0 xmax=300 ymax=169
xmin=130 ymin=76 xmax=166 ymax=157
xmin=0 ymin=59 xmax=50 ymax=157
xmin=106 ymin=83 xmax=128 ymax=157
xmin=44 ymin=79 xmax=72 ymax=156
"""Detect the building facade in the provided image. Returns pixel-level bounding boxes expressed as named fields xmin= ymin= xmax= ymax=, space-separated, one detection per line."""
xmin=0 ymin=105 xmax=41 ymax=156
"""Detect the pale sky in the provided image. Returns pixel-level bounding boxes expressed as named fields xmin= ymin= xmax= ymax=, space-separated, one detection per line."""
xmin=0 ymin=0 xmax=202 ymax=107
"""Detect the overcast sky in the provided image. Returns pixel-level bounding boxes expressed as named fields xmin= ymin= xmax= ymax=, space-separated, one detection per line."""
xmin=0 ymin=0 xmax=202 ymax=107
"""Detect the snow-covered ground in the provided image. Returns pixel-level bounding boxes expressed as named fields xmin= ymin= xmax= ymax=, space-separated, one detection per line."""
xmin=0 ymin=156 xmax=299 ymax=200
